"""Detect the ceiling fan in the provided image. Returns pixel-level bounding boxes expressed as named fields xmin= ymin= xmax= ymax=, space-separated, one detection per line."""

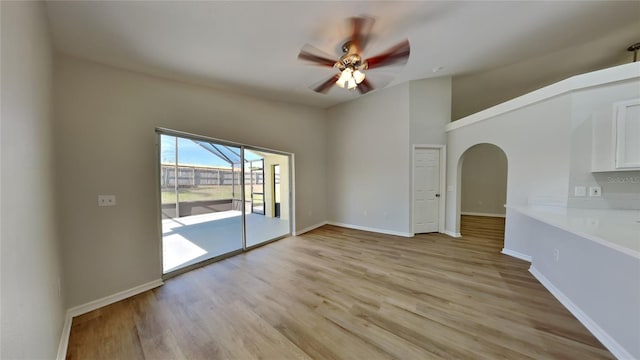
xmin=298 ymin=16 xmax=410 ymax=95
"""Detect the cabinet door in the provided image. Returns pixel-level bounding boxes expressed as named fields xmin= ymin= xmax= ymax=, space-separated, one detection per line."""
xmin=614 ymin=98 xmax=640 ymax=169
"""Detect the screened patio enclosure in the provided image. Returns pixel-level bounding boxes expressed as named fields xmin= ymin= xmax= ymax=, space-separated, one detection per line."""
xmin=159 ymin=133 xmax=291 ymax=274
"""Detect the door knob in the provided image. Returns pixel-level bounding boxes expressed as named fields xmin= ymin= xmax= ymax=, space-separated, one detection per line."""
xmin=435 ymin=194 xmax=440 ymax=197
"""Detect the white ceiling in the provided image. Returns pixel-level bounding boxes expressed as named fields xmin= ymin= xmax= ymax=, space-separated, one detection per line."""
xmin=45 ymin=1 xmax=640 ymax=109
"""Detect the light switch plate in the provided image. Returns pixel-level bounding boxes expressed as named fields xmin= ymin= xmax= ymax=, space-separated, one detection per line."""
xmin=589 ymin=186 xmax=602 ymax=197
xmin=574 ymin=186 xmax=586 ymax=197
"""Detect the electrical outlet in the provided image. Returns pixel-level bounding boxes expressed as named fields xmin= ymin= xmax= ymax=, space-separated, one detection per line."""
xmin=553 ymin=248 xmax=560 ymax=263
xmin=574 ymin=186 xmax=586 ymax=197
xmin=98 ymin=195 xmax=116 ymax=206
xmin=589 ymin=186 xmax=602 ymax=197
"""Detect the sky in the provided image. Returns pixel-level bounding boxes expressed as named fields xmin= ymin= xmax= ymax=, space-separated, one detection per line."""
xmin=160 ymin=135 xmax=262 ymax=167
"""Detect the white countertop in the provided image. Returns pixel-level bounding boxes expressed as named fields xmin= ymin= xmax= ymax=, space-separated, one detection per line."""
xmin=507 ymin=205 xmax=640 ymax=258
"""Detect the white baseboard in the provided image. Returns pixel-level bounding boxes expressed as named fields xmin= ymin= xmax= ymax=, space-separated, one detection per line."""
xmin=328 ymin=222 xmax=413 ymax=237
xmin=443 ymin=230 xmax=462 ymax=238
xmin=57 ymin=279 xmax=163 ymax=360
xmin=501 ymin=248 xmax=532 ymax=262
xmin=67 ymin=279 xmax=163 ymax=318
xmin=461 ymin=212 xmax=506 ymax=218
xmin=294 ymin=221 xmax=328 ymax=236
xmin=56 ymin=314 xmax=73 ymax=360
xmin=529 ymin=266 xmax=633 ymax=360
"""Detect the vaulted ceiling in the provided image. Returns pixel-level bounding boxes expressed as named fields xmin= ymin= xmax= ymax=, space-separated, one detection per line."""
xmin=45 ymin=1 xmax=640 ymax=108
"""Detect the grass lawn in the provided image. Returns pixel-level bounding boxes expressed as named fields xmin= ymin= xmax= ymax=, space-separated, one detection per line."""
xmin=162 ymin=184 xmax=266 ymax=203
xmin=162 ymin=186 xmax=235 ymax=203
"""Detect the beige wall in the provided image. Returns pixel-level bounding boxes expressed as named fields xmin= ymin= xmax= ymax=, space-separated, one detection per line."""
xmin=451 ymin=21 xmax=639 ymax=120
xmin=54 ymin=56 xmax=327 ymax=308
xmin=1 ymin=2 xmax=66 ymax=358
xmin=327 ymin=84 xmax=412 ymax=235
xmin=409 ymin=77 xmax=452 ymax=145
xmin=460 ymin=144 xmax=508 ymax=216
xmin=326 ymin=77 xmax=451 ymax=236
xmin=259 ymin=152 xmax=290 ymax=221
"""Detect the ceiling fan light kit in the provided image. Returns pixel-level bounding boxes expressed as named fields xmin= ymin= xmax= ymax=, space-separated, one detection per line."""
xmin=336 ymin=68 xmax=360 ymax=89
xmin=298 ymin=16 xmax=410 ymax=95
xmin=335 ymin=42 xmax=367 ymax=89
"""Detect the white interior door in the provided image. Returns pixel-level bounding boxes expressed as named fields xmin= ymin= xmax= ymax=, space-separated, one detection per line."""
xmin=413 ymin=148 xmax=440 ymax=233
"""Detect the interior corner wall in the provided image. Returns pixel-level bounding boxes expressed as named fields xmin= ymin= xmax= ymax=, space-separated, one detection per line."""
xmin=409 ymin=77 xmax=452 ymax=145
xmin=461 ymin=144 xmax=508 ymax=216
xmin=53 ymin=55 xmax=327 ymax=308
xmin=1 ymin=1 xmax=66 ymax=358
xmin=327 ymin=84 xmax=411 ymax=235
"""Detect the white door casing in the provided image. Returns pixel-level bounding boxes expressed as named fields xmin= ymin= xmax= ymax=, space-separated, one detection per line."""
xmin=413 ymin=148 xmax=440 ymax=233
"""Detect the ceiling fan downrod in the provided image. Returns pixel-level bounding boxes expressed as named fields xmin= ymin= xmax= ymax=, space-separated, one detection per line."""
xmin=628 ymin=42 xmax=640 ymax=62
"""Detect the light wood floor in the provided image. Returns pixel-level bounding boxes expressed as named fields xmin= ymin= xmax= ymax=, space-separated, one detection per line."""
xmin=66 ymin=216 xmax=613 ymax=359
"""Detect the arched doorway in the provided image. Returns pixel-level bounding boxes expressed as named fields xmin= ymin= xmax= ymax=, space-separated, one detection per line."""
xmin=457 ymin=143 xmax=508 ymax=249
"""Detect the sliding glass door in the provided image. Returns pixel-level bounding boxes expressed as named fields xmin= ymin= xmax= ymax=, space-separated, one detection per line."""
xmin=244 ymin=149 xmax=291 ymax=248
xmin=159 ymin=134 xmax=243 ymax=273
xmin=158 ymin=130 xmax=292 ymax=275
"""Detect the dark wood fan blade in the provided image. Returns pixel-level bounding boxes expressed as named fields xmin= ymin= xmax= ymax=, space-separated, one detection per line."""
xmin=298 ymin=44 xmax=337 ymax=67
xmin=357 ymin=78 xmax=374 ymax=94
xmin=313 ymin=74 xmax=340 ymax=94
xmin=365 ymin=39 xmax=410 ymax=69
xmin=349 ymin=16 xmax=374 ymax=52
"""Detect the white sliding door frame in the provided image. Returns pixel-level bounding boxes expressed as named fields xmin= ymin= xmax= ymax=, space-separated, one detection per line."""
xmin=155 ymin=127 xmax=294 ymax=277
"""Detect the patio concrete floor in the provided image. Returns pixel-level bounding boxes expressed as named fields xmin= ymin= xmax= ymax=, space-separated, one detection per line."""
xmin=162 ymin=210 xmax=290 ymax=273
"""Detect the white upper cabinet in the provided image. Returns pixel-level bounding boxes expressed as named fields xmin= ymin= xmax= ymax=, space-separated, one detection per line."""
xmin=614 ymin=98 xmax=640 ymax=169
xmin=592 ymin=98 xmax=640 ymax=172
